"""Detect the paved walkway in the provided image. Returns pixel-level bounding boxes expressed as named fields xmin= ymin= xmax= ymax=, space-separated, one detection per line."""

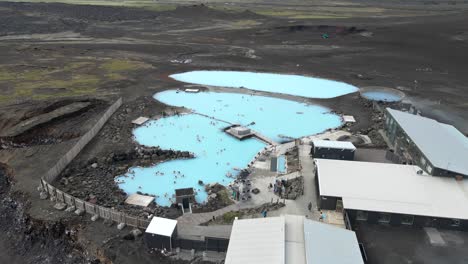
xmin=177 ymin=136 xmax=347 ymax=227
xmin=268 ymin=145 xmax=320 ymax=219
xmin=177 ymin=204 xmax=241 ymax=225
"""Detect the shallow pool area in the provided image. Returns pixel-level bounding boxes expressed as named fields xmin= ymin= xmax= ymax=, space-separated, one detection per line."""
xmin=170 ymin=70 xmax=359 ymax=99
xmin=116 ymin=114 xmax=266 ymax=206
xmin=277 ymin=156 xmax=286 ymax=174
xmin=156 ymin=90 xmax=343 ymax=142
xmin=361 ymin=91 xmax=401 ymax=102
xmin=116 ymin=90 xmax=343 ymax=206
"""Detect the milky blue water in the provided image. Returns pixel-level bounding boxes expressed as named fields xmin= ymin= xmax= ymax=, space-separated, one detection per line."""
xmin=277 ymin=156 xmax=286 ymax=174
xmin=116 ymin=91 xmax=343 ymax=206
xmin=116 ymin=114 xmax=265 ymax=206
xmin=156 ymin=90 xmax=343 ymax=142
xmin=170 ymin=71 xmax=359 ymax=99
xmin=362 ymin=91 xmax=401 ymax=102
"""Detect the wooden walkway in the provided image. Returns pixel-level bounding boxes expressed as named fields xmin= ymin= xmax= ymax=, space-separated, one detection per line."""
xmin=252 ymin=131 xmax=278 ymax=145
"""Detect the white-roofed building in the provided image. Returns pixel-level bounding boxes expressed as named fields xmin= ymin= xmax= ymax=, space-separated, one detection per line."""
xmin=311 ymin=139 xmax=356 ymax=160
xmin=384 ymin=108 xmax=468 ymax=178
xmin=145 ymin=217 xmax=178 ymax=250
xmin=225 ymin=215 xmax=363 ymax=264
xmin=315 ymin=159 xmax=468 ymax=231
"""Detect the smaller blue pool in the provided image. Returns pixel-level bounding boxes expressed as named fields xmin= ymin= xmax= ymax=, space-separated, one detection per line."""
xmin=362 ymin=91 xmax=401 ymax=102
xmin=277 ymin=156 xmax=287 ymax=174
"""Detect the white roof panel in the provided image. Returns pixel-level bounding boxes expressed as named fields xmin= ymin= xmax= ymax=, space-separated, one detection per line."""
xmin=316 ymin=159 xmax=468 ymax=219
xmin=304 ymin=219 xmax=363 ymax=264
xmin=284 ymin=215 xmax=306 ymax=264
xmin=312 ymin=139 xmax=356 ymax=150
xmin=125 ymin=193 xmax=155 ymax=207
xmin=387 ymin=108 xmax=468 ymax=176
xmin=131 ymin=116 xmax=149 ymax=125
xmin=145 ymin=216 xmax=177 ymax=237
xmin=225 ymin=217 xmax=285 ymax=264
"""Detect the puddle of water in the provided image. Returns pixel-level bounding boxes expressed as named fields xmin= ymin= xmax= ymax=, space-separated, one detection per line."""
xmin=117 ymin=91 xmax=342 ymax=206
xmin=362 ymin=91 xmax=401 ymax=102
xmin=170 ymin=70 xmax=359 ymax=99
xmin=156 ymin=90 xmax=342 ymax=142
xmin=278 ymin=155 xmax=286 ymax=174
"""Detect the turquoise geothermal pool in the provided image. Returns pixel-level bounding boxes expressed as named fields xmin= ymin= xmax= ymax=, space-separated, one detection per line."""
xmin=155 ymin=90 xmax=342 ymax=142
xmin=170 ymin=71 xmax=359 ymax=99
xmin=116 ymin=91 xmax=343 ymax=206
xmin=362 ymin=91 xmax=401 ymax=102
xmin=277 ymin=156 xmax=286 ymax=174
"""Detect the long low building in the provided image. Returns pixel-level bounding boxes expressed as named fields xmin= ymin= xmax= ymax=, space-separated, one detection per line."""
xmin=384 ymin=108 xmax=468 ymax=178
xmin=315 ymin=159 xmax=468 ymax=230
xmin=310 ymin=139 xmax=356 ymax=160
xmin=225 ymin=215 xmax=363 ymax=264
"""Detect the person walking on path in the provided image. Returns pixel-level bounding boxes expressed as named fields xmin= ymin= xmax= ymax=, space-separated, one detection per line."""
xmin=308 ymin=202 xmax=312 ymax=211
xmin=319 ymin=211 xmax=325 ymax=222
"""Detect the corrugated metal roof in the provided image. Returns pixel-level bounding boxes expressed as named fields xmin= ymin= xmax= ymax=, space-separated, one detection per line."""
xmin=316 ymin=159 xmax=468 ymax=219
xmin=177 ymin=224 xmax=232 ymax=241
xmin=304 ymin=219 xmax=363 ymax=264
xmin=225 ymin=217 xmax=285 ymax=264
xmin=312 ymin=139 xmax=356 ymax=150
xmin=387 ymin=108 xmax=468 ymax=176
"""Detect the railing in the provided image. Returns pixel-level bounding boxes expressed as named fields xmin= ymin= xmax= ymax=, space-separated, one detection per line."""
xmin=41 ymin=179 xmax=151 ymax=229
xmin=39 ymin=97 xmax=154 ymax=229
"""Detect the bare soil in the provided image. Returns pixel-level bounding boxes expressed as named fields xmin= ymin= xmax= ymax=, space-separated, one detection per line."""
xmin=0 ymin=1 xmax=467 ymax=263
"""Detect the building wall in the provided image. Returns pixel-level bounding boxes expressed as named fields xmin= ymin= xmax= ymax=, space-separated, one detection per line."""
xmin=145 ymin=234 xmax=172 ymax=250
xmin=347 ymin=209 xmax=468 ymax=231
xmin=311 ymin=147 xmax=355 ymax=160
xmin=384 ymin=110 xmax=467 ymax=178
xmin=319 ymin=195 xmax=338 ymax=210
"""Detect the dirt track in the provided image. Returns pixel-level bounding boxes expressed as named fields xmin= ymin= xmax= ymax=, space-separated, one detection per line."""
xmin=0 ymin=1 xmax=467 ymax=263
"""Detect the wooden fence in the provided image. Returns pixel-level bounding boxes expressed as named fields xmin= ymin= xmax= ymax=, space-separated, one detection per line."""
xmin=39 ymin=97 xmax=152 ymax=229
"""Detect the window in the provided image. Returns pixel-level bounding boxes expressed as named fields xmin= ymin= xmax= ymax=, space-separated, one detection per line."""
xmin=356 ymin=211 xmax=368 ymax=221
xmin=451 ymin=219 xmax=461 ymax=227
xmin=426 ymin=164 xmax=433 ymax=174
xmin=378 ymin=213 xmax=391 ymax=224
xmin=420 ymin=157 xmax=426 ymax=166
xmin=401 ymin=215 xmax=414 ymax=225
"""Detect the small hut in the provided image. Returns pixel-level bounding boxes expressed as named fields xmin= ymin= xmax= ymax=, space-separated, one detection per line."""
xmin=145 ymin=217 xmax=177 ymax=251
xmin=175 ymin=188 xmax=195 ymax=214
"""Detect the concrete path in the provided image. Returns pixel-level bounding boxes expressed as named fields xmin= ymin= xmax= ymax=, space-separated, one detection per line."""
xmin=176 ymin=133 xmax=350 ymax=226
xmin=177 ymin=204 xmax=241 ymax=225
xmin=268 ymin=145 xmax=320 ymax=220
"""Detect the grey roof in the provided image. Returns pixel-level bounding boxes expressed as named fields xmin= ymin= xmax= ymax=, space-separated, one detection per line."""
xmin=226 ymin=215 xmax=363 ymax=264
xmin=387 ymin=108 xmax=468 ymax=176
xmin=312 ymin=139 xmax=356 ymax=150
xmin=177 ymin=224 xmax=232 ymax=241
xmin=304 ymin=219 xmax=363 ymax=264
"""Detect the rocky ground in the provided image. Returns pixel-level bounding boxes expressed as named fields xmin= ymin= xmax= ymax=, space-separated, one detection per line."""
xmin=0 ymin=163 xmax=96 ymax=263
xmin=285 ymin=146 xmax=300 ymax=172
xmin=56 ymin=146 xmax=191 ymax=218
xmin=202 ymin=202 xmax=286 ymax=225
xmin=0 ymin=0 xmax=467 ymax=263
xmin=279 ymin=176 xmax=304 ymax=200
